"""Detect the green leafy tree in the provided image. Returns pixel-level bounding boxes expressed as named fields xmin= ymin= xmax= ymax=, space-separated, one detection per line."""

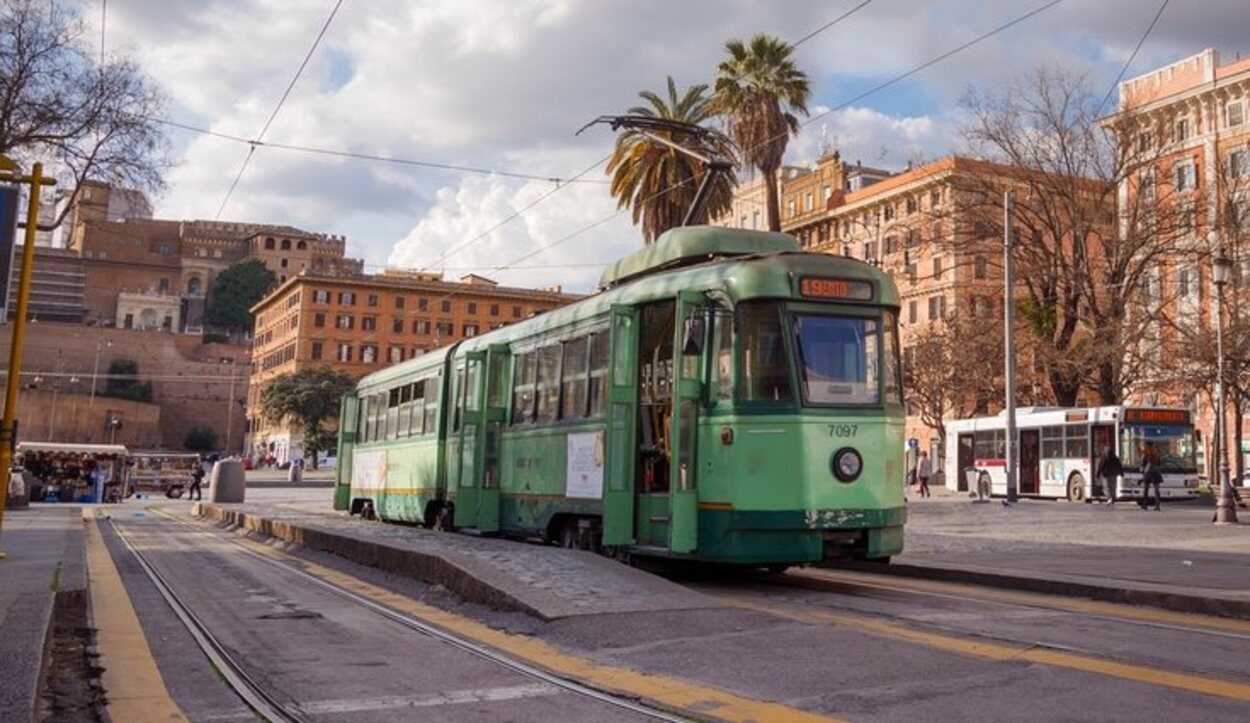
xmin=260 ymin=366 xmax=356 ymax=467
xmin=0 ymin=0 xmax=168 ymax=228
xmin=206 ymin=259 xmax=276 ymax=332
xmin=102 ymin=358 xmax=153 ymax=403
xmin=183 ymin=425 xmax=218 ymax=452
xmin=607 ymin=76 xmax=737 ymax=243
xmin=713 ymin=33 xmax=810 ymax=232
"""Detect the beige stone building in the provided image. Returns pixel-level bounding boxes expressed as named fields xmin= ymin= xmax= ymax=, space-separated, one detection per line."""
xmin=246 ymin=271 xmax=581 ymax=463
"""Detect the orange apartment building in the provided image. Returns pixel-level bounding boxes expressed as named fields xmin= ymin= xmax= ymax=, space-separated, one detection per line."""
xmin=1112 ymin=48 xmax=1250 ymax=474
xmin=245 ymin=271 xmax=581 ymax=462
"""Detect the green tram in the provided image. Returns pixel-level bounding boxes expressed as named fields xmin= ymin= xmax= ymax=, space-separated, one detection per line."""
xmin=333 ymin=226 xmax=906 ymax=565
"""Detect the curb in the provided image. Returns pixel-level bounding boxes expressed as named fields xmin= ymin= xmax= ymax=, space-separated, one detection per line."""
xmin=193 ymin=504 xmax=554 ymax=620
xmin=843 ymin=560 xmax=1250 ymax=620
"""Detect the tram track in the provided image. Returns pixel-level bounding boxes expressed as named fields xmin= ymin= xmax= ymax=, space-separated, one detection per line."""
xmin=107 ymin=512 xmax=688 ymax=723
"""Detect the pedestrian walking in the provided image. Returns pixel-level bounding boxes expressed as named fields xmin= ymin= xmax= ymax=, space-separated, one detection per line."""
xmin=188 ymin=458 xmax=206 ymax=502
xmin=917 ymin=451 xmax=932 ymax=498
xmin=1096 ymin=444 xmax=1123 ymax=505
xmin=1140 ymin=445 xmax=1162 ymax=511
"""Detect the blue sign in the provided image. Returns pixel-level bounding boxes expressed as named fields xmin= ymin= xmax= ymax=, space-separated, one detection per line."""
xmin=907 ymin=438 xmax=919 ymax=449
xmin=0 ymin=185 xmax=19 ymax=323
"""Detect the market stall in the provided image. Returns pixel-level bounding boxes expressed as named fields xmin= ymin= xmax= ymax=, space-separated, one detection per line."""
xmin=127 ymin=451 xmax=201 ymax=498
xmin=16 ymin=442 xmax=129 ymax=503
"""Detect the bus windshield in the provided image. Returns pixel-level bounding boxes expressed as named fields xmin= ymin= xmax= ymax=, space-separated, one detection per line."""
xmin=793 ymin=313 xmax=897 ymax=405
xmin=1121 ymin=424 xmax=1197 ymax=473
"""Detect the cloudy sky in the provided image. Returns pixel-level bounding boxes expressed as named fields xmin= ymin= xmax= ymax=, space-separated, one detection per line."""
xmin=90 ymin=0 xmax=1247 ymax=292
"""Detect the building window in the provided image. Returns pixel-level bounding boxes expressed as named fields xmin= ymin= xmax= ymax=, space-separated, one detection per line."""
xmin=336 ymin=314 xmax=354 ymax=330
xmin=394 ymin=296 xmax=405 ymax=310
xmin=158 ymin=277 xmax=169 ymax=293
xmin=362 ymin=316 xmax=376 ymax=331
xmin=264 ymin=237 xmax=275 ymax=250
xmin=1179 ymin=202 xmax=1196 ymax=234
xmin=930 ymin=189 xmax=941 ymax=208
xmin=1227 ymin=100 xmax=1245 ymax=128
xmin=392 ymin=317 xmax=404 ymax=333
xmin=1137 ymin=132 xmax=1152 ymax=153
xmin=823 ymin=185 xmax=832 ymax=204
xmin=787 ymin=199 xmax=796 ymax=217
xmin=974 ymin=255 xmax=988 ymax=279
xmin=752 ymin=210 xmax=760 ymax=230
xmin=417 ymin=298 xmax=428 ymax=311
xmin=805 ymin=192 xmax=813 ymax=212
xmin=928 ymin=294 xmax=945 ymax=321
xmin=436 ymin=321 xmax=454 ymax=337
xmin=314 ymin=312 xmax=325 ymax=328
xmin=441 ymin=300 xmax=451 ymax=313
xmin=906 ymin=196 xmax=918 ymax=214
xmin=310 ymin=341 xmax=323 ymax=360
xmin=1174 ymin=160 xmax=1196 ymax=191
xmin=463 ymin=323 xmax=478 ymax=337
xmin=314 ymin=290 xmax=330 ymax=303
xmin=361 ymin=344 xmax=377 ymax=363
xmin=908 ymin=300 xmax=917 ymax=324
xmin=489 ymin=304 xmax=499 ymax=317
xmin=512 ymin=305 xmax=522 ymax=318
xmin=972 ymin=295 xmax=992 ymax=318
xmin=932 ymin=257 xmax=943 ymax=279
xmin=388 ymin=346 xmax=403 ymax=363
xmin=1175 ymin=116 xmax=1190 ymax=142
xmin=280 ymin=239 xmax=291 ymax=251
xmin=367 ymin=294 xmax=379 ymax=307
xmin=339 ymin=292 xmax=355 ymax=306
xmin=1229 ymin=149 xmax=1249 ymax=179
xmin=467 ymin=302 xmax=477 ymax=314
xmin=337 ymin=343 xmax=352 ymax=362
xmin=414 ymin=319 xmax=430 ymax=335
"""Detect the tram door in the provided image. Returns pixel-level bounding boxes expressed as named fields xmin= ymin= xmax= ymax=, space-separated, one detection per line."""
xmin=669 ymin=291 xmax=707 ymax=554
xmin=475 ymin=345 xmax=509 ymax=532
xmin=602 ymin=305 xmax=638 ymax=547
xmin=333 ymin=392 xmax=358 ymax=511
xmin=452 ymin=352 xmax=487 ymax=530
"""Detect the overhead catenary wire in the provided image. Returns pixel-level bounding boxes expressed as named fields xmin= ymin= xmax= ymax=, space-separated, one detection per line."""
xmin=216 ymin=0 xmax=345 ymax=220
xmin=792 ymin=0 xmax=873 ymax=47
xmin=1095 ymin=0 xmax=1170 ymax=116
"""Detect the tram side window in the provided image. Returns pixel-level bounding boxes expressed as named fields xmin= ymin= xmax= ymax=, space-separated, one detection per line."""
xmin=739 ymin=302 xmax=793 ymax=402
xmin=397 ymin=384 xmax=412 ymax=437
xmin=587 ymin=332 xmax=609 ymax=417
xmin=712 ymin=308 xmax=733 ymax=402
xmin=1065 ymin=425 xmax=1089 ymax=459
xmin=386 ymin=387 xmax=401 ymax=440
xmin=560 ymin=337 xmax=590 ymax=420
xmin=1041 ymin=426 xmax=1064 ymax=458
xmin=358 ymin=395 xmax=371 ymax=443
xmin=511 ymin=352 xmax=536 ymax=424
xmin=423 ymin=376 xmax=440 ymax=434
xmin=535 ymin=344 xmax=562 ymax=424
xmin=882 ymin=311 xmax=903 ymax=405
xmin=406 ymin=380 xmax=424 ymax=436
xmin=370 ymin=392 xmax=385 ymax=442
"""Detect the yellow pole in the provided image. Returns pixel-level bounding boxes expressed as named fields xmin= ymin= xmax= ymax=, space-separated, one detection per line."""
xmin=0 ymin=161 xmax=54 ymax=558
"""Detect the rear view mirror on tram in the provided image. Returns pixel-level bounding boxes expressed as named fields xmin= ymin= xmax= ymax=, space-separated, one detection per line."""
xmin=681 ymin=314 xmax=706 ymax=356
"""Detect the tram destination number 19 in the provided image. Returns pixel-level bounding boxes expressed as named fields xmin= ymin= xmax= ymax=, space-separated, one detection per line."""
xmin=828 ymin=424 xmax=858 ymax=438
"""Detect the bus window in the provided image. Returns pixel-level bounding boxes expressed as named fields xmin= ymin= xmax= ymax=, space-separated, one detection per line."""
xmin=560 ymin=337 xmax=589 ymax=420
xmin=1041 ymin=426 xmax=1064 ymax=458
xmin=535 ymin=345 xmax=562 ymax=424
xmin=1065 ymin=425 xmax=1088 ymax=459
xmin=587 ymin=332 xmax=609 ymax=418
xmin=512 ymin=352 xmax=536 ymax=424
xmin=739 ymin=302 xmax=792 ymax=402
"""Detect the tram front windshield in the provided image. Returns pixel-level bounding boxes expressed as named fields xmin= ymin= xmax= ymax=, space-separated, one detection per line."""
xmin=1121 ymin=424 xmax=1197 ymax=473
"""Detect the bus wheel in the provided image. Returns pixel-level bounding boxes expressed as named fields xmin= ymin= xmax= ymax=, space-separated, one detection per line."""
xmin=1067 ymin=473 xmax=1085 ymax=502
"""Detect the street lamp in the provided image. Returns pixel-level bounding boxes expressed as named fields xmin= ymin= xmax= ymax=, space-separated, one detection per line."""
xmin=1212 ymin=250 xmax=1239 ymax=525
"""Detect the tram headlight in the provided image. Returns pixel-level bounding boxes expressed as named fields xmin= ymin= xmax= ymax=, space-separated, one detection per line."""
xmin=832 ymin=448 xmax=862 ymax=482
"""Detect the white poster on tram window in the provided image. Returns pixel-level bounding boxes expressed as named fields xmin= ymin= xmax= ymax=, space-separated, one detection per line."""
xmin=353 ymin=450 xmax=387 ymax=490
xmin=566 ymin=431 xmax=605 ymax=499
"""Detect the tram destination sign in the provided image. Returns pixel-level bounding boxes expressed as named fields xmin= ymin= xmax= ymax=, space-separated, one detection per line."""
xmin=798 ymin=277 xmax=873 ymax=301
xmin=1124 ymin=408 xmax=1190 ymax=424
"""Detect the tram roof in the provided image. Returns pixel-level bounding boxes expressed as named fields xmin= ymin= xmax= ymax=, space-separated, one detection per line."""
xmin=599 ymin=226 xmax=799 ymax=289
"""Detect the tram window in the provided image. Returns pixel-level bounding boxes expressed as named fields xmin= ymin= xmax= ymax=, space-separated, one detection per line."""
xmin=407 ymin=381 xmax=424 ymax=436
xmin=423 ymin=376 xmax=439 ymax=434
xmin=1065 ymin=426 xmax=1089 ymax=458
xmin=465 ymin=359 xmax=482 ymax=413
xmin=535 ymin=344 xmax=562 ymax=424
xmin=1041 ymin=426 xmax=1064 ymax=458
xmin=397 ymin=384 xmax=413 ymax=438
xmin=451 ymin=366 xmax=464 ymax=433
xmin=560 ymin=337 xmax=589 ymax=420
xmin=712 ymin=308 xmax=733 ymax=402
xmin=511 ymin=352 xmax=536 ymax=424
xmin=371 ymin=393 xmax=386 ymax=442
xmin=386 ymin=387 xmax=401 ymax=440
xmin=739 ymin=302 xmax=793 ymax=402
xmin=358 ymin=396 xmax=371 ymax=443
xmin=882 ymin=311 xmax=902 ymax=405
xmin=793 ymin=314 xmax=879 ymax=405
xmin=587 ymin=332 xmax=609 ymax=418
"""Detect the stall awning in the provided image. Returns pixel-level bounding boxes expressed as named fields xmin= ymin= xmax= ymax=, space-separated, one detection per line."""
xmin=16 ymin=442 xmax=129 ymax=456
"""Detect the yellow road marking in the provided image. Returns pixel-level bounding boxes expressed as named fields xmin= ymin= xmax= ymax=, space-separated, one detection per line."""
xmin=161 ymin=507 xmax=837 ymax=723
xmin=84 ymin=510 xmax=189 ymax=722
xmin=797 ymin=568 xmax=1250 ymax=636
xmin=723 ymin=594 xmax=1250 ymax=703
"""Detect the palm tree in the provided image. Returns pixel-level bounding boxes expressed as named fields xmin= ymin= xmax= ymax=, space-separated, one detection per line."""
xmin=607 ymin=76 xmax=737 ymax=244
xmin=713 ymin=34 xmax=810 ymax=232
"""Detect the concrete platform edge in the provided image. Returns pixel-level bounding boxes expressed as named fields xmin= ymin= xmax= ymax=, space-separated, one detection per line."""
xmin=843 ymin=559 xmax=1250 ymax=620
xmin=193 ymin=503 xmax=557 ymax=620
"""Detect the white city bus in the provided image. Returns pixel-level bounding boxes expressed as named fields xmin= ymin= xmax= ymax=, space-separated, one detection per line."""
xmin=943 ymin=406 xmax=1201 ymax=503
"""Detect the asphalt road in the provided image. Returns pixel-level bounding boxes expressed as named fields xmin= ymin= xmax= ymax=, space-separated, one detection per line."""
xmin=95 ymin=493 xmax=1250 ymax=722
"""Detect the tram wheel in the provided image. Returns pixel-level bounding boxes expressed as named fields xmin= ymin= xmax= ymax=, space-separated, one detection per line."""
xmin=360 ymin=500 xmax=377 ymax=521
xmin=765 ymin=564 xmax=790 ymax=575
xmin=560 ymin=520 xmax=578 ymax=549
xmin=1067 ymin=473 xmax=1085 ymax=502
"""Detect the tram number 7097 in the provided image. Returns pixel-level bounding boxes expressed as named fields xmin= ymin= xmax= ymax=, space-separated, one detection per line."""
xmin=828 ymin=424 xmax=858 ymax=438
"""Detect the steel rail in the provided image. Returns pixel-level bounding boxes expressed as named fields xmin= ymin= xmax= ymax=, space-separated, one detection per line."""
xmin=107 ymin=518 xmax=308 ymax=723
xmin=143 ymin=510 xmax=687 ymax=722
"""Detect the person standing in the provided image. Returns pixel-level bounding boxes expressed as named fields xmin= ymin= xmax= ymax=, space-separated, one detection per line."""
xmin=917 ymin=451 xmax=932 ymax=498
xmin=1141 ymin=445 xmax=1162 ymax=511
xmin=188 ymin=458 xmax=206 ymax=502
xmin=1096 ymin=444 xmax=1123 ymax=505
